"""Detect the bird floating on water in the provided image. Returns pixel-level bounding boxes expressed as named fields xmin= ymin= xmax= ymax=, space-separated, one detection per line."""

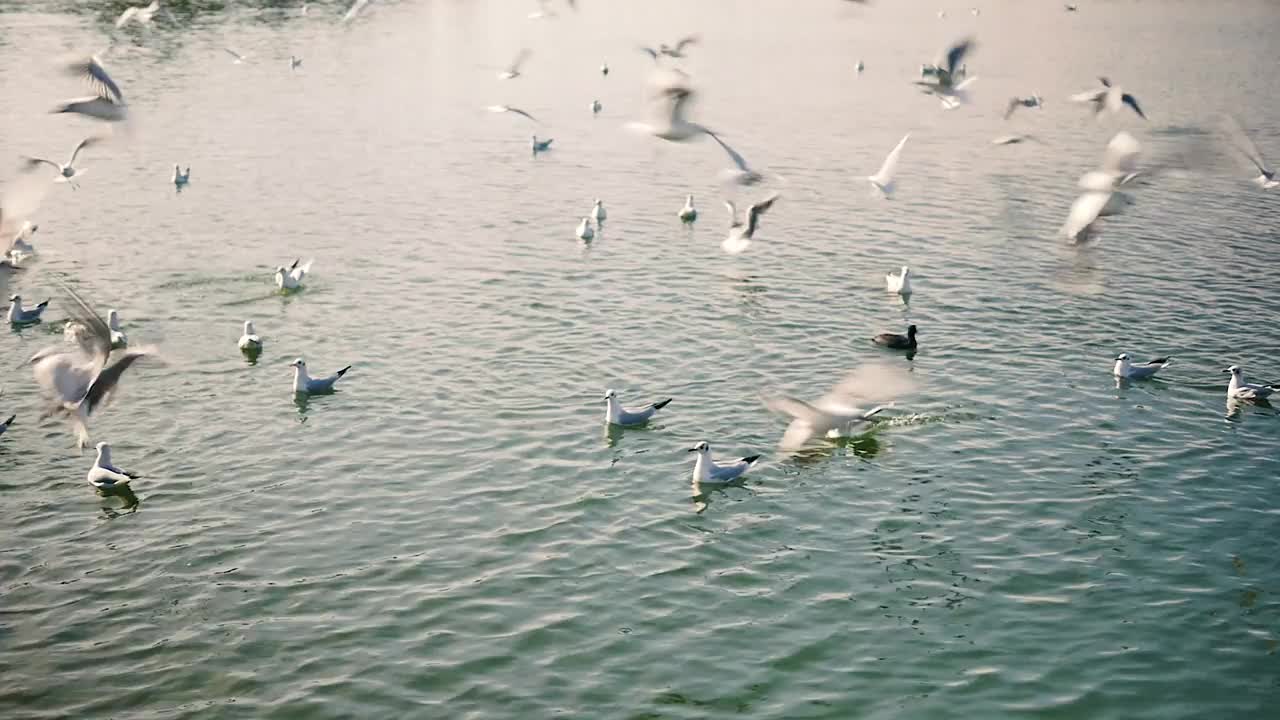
xmin=591 ymin=199 xmax=607 ymax=224
xmin=24 ymin=137 xmax=99 ymax=190
xmin=678 ymin=194 xmax=697 ymax=223
xmin=290 ymin=358 xmax=351 ymax=394
xmin=722 ymin=193 xmax=779 ymax=255
xmin=290 ymin=55 xmax=303 ymax=70
xmin=238 ymin=320 xmax=263 ymax=353
xmin=8 ymin=295 xmax=49 ymax=324
xmin=107 ymin=309 xmax=127 ymax=348
xmin=600 ymin=61 xmax=609 ymax=76
xmin=576 ymin=217 xmax=594 ymax=241
xmin=54 ymin=56 xmax=127 ymax=123
xmin=885 ymin=266 xmax=912 ymax=295
xmin=87 ymin=442 xmax=139 ymax=489
xmin=1113 ymin=353 xmax=1171 ymax=380
xmin=275 ymin=258 xmax=312 ymax=290
xmin=1071 ymin=77 xmax=1145 ymax=120
xmin=868 ymin=133 xmax=909 ymax=197
xmin=688 ymin=441 xmax=759 ymax=485
xmin=604 ymin=389 xmax=672 ymax=426
xmin=172 ymin=164 xmax=189 ymax=187
xmin=591 ymin=99 xmax=602 ymax=115
xmin=531 ymin=135 xmax=553 ymax=154
xmin=873 ymin=324 xmax=917 ymax=351
xmin=1225 ymin=365 xmax=1278 ymax=401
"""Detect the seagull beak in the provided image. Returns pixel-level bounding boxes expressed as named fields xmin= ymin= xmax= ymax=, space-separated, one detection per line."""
xmin=686 ymin=447 xmax=698 ymax=452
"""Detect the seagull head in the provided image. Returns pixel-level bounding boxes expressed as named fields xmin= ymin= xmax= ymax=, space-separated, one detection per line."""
xmin=8 ymin=295 xmax=19 ymax=303
xmin=94 ymin=441 xmax=111 ymax=459
xmin=1225 ymin=365 xmax=1241 ymax=375
xmin=901 ymin=265 xmax=911 ymax=277
xmin=603 ymin=388 xmax=616 ymax=401
xmin=687 ymin=441 xmax=710 ymax=454
xmin=244 ymin=320 xmax=256 ymax=334
xmin=1115 ymin=353 xmax=1130 ymax=361
xmin=290 ymin=358 xmax=306 ymax=369
xmin=274 ymin=266 xmax=286 ymax=275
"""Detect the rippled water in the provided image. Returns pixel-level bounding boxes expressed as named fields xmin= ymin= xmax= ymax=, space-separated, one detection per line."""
xmin=3 ymin=0 xmax=1280 ymax=717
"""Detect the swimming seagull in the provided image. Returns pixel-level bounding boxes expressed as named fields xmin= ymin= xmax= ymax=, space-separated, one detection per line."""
xmin=54 ymin=55 xmax=127 ymax=122
xmin=591 ymin=99 xmax=602 ymax=115
xmin=885 ymin=266 xmax=912 ymax=295
xmin=290 ymin=358 xmax=351 ymax=394
xmin=1071 ymin=77 xmax=1145 ymax=119
xmin=8 ymin=295 xmax=49 ymax=324
xmin=107 ymin=309 xmax=127 ymax=348
xmin=30 ymin=283 xmax=158 ymax=448
xmin=343 ymin=0 xmax=371 ymax=23
xmin=856 ymin=60 xmax=865 ymax=73
xmin=238 ymin=320 xmax=263 ymax=353
xmin=1225 ymin=365 xmax=1279 ymax=401
xmin=592 ymin=199 xmax=607 ymax=224
xmin=687 ymin=441 xmax=760 ymax=485
xmin=531 ymin=136 xmax=553 ymax=153
xmin=87 ymin=442 xmax=139 ymax=489
xmin=274 ymin=258 xmax=312 ymax=290
xmin=603 ymin=389 xmax=672 ymax=426
xmin=722 ymin=193 xmax=779 ymax=255
xmin=914 ymin=38 xmax=977 ymax=109
xmin=497 ymin=49 xmax=531 ymax=80
xmin=290 ymin=55 xmax=303 ymax=70
xmin=488 ymin=105 xmax=539 ymax=123
xmin=763 ymin=366 xmax=912 ymax=451
xmin=601 ymin=61 xmax=609 ymax=76
xmin=172 ymin=165 xmax=189 ymax=187
xmin=24 ymin=137 xmax=99 ymax=190
xmin=224 ymin=48 xmax=249 ymax=64
xmin=1222 ymin=115 xmax=1278 ymax=189
xmin=868 ymin=133 xmax=909 ymax=197
xmin=1004 ymin=94 xmax=1043 ymax=119
xmin=1113 ymin=353 xmax=1170 ymax=380
xmin=1060 ymin=131 xmax=1142 ymax=242
xmin=873 ymin=324 xmax=917 ymax=350
xmin=678 ymin=194 xmax=697 ymax=223
xmin=708 ymin=133 xmax=764 ymax=186
xmin=576 ymin=217 xmax=594 ymax=241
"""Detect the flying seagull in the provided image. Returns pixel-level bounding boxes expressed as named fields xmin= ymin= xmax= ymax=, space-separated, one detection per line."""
xmin=868 ymin=133 xmax=909 ymax=197
xmin=722 ymin=193 xmax=779 ymax=254
xmin=1222 ymin=115 xmax=1278 ymax=189
xmin=914 ymin=38 xmax=977 ymax=109
xmin=1004 ymin=94 xmax=1043 ymax=119
xmin=23 ymin=137 xmax=99 ymax=190
xmin=763 ymin=365 xmax=913 ymax=451
xmin=626 ymin=70 xmax=714 ymax=142
xmin=1071 ymin=77 xmax=1145 ymax=119
xmin=54 ymin=56 xmax=127 ymax=122
xmin=488 ymin=105 xmax=540 ymax=123
xmin=497 ymin=49 xmax=532 ymax=80
xmin=1060 ymin=131 xmax=1142 ymax=242
xmin=224 ymin=48 xmax=249 ymax=64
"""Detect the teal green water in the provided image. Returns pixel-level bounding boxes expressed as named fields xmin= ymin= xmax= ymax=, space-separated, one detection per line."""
xmin=2 ymin=1 xmax=1280 ymax=717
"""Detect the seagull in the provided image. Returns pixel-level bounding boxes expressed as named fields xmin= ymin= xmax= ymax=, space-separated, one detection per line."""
xmin=1061 ymin=131 xmax=1142 ymax=242
xmin=488 ymin=105 xmax=539 ymax=123
xmin=678 ymin=194 xmax=697 ymax=223
xmin=992 ymin=134 xmax=1039 ymax=146
xmin=24 ymin=137 xmax=99 ymax=190
xmin=626 ymin=70 xmax=712 ymax=142
xmin=290 ymin=358 xmax=351 ymax=394
xmin=1222 ymin=115 xmax=1278 ymax=189
xmin=107 ymin=309 xmax=127 ymax=348
xmin=591 ymin=99 xmax=602 ymax=115
xmin=8 ymin=295 xmax=49 ymax=324
xmin=87 ymin=442 xmax=139 ymax=489
xmin=722 ymin=193 xmax=779 ymax=255
xmin=708 ymin=132 xmax=764 ymax=186
xmin=886 ymin=266 xmax=912 ymax=295
xmin=497 ymin=48 xmax=531 ymax=80
xmin=688 ymin=441 xmax=760 ymax=485
xmin=576 ymin=217 xmax=594 ymax=241
xmin=856 ymin=60 xmax=865 ymax=73
xmin=873 ymin=324 xmax=917 ymax=350
xmin=1004 ymin=94 xmax=1043 ymax=119
xmin=0 ymin=412 xmax=13 ymax=438
xmin=1225 ymin=365 xmax=1279 ymax=401
xmin=1065 ymin=3 xmax=1078 ymax=11
xmin=868 ymin=133 xmax=909 ymax=197
xmin=603 ymin=389 xmax=672 ymax=426
xmin=8 ymin=221 xmax=38 ymax=260
xmin=274 ymin=258 xmax=312 ymax=290
xmin=30 ymin=283 xmax=158 ymax=448
xmin=343 ymin=0 xmax=371 ymax=23
xmin=172 ymin=164 xmax=190 ymax=187
xmin=224 ymin=48 xmax=249 ymax=64
xmin=1071 ymin=77 xmax=1145 ymax=119
xmin=601 ymin=61 xmax=609 ymax=76
xmin=1113 ymin=353 xmax=1170 ymax=380
xmin=591 ymin=199 xmax=607 ymax=224
xmin=640 ymin=35 xmax=700 ymax=61
xmin=290 ymin=55 xmax=303 ymax=70
xmin=54 ymin=56 xmax=127 ymax=122
xmin=115 ymin=1 xmax=162 ymax=28
xmin=914 ymin=38 xmax=977 ymax=109
xmin=238 ymin=320 xmax=263 ymax=353
xmin=763 ymin=373 xmax=895 ymax=451
xmin=531 ymin=135 xmax=553 ymax=153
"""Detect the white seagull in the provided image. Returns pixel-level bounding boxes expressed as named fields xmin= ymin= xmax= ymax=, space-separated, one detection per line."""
xmin=238 ymin=320 xmax=263 ymax=353
xmin=1061 ymin=131 xmax=1142 ymax=242
xmin=886 ymin=266 xmax=912 ymax=295
xmin=498 ymin=49 xmax=531 ymax=80
xmin=591 ymin=199 xmax=607 ymax=224
xmin=87 ymin=442 xmax=139 ymax=489
xmin=1222 ymin=115 xmax=1278 ymax=189
xmin=172 ymin=164 xmax=190 ymax=187
xmin=8 ymin=294 xmax=49 ymax=324
xmin=678 ymin=194 xmax=697 ymax=223
xmin=290 ymin=358 xmax=351 ymax=394
xmin=1004 ymin=94 xmax=1043 ymax=119
xmin=762 ymin=365 xmax=915 ymax=451
xmin=722 ymin=193 xmax=780 ymax=255
xmin=1225 ymin=365 xmax=1279 ymax=401
xmin=626 ymin=70 xmax=712 ymax=142
xmin=24 ymin=137 xmax=99 ymax=190
xmin=868 ymin=133 xmax=909 ymax=197
xmin=30 ymin=284 xmax=158 ymax=448
xmin=603 ymin=389 xmax=672 ymax=426
xmin=8 ymin=221 xmax=38 ymax=260
xmin=1071 ymin=77 xmax=1145 ymax=119
xmin=54 ymin=56 xmax=128 ymax=122
xmin=575 ymin=217 xmax=594 ymax=241
xmin=1113 ymin=353 xmax=1171 ymax=380
xmin=687 ymin=441 xmax=760 ymax=485
xmin=275 ymin=258 xmax=312 ymax=290
xmin=107 ymin=309 xmax=127 ymax=348
xmin=115 ymin=1 xmax=163 ymax=28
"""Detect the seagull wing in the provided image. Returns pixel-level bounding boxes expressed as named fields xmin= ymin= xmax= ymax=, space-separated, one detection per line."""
xmin=1061 ymin=191 xmax=1111 ymax=241
xmin=943 ymin=37 xmax=974 ymax=77
xmin=342 ymin=0 xmax=370 ymax=22
xmin=1098 ymin=76 xmax=1112 ymax=88
xmin=224 ymin=48 xmax=246 ymax=61
xmin=67 ymin=137 xmax=98 ymax=167
xmin=1101 ymin=131 xmax=1142 ymax=176
xmin=1004 ymin=97 xmax=1020 ymax=120
xmin=707 ymin=131 xmax=751 ymax=173
xmin=1222 ymin=115 xmax=1273 ymax=174
xmin=745 ymin=193 xmax=779 ymax=237
xmin=115 ymin=6 xmax=140 ymax=28
xmin=58 ymin=282 xmax=113 ymax=373
xmin=507 ymin=48 xmax=531 ymax=74
xmin=65 ymin=56 xmax=124 ymax=102
xmin=673 ymin=35 xmax=700 ymax=53
xmin=724 ymin=200 xmax=740 ymax=227
xmin=1121 ymin=93 xmax=1145 ymax=119
xmin=872 ymin=133 xmax=910 ymax=184
xmin=22 ymin=157 xmax=62 ymax=174
xmin=638 ymin=46 xmax=659 ymax=61
xmin=488 ymin=105 xmax=539 ymax=123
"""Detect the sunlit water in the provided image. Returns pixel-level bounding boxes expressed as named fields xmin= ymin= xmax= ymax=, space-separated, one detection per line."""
xmin=2 ymin=0 xmax=1279 ymax=717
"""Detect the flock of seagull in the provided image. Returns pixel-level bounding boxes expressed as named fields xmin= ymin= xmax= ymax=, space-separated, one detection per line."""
xmin=1 ymin=0 xmax=1278 ymax=497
